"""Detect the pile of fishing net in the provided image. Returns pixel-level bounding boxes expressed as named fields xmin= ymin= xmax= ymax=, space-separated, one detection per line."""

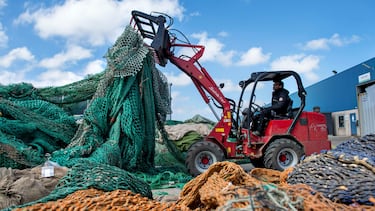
xmin=3 ymin=135 xmax=375 ymax=210
xmin=11 ymin=161 xmax=374 ymax=211
xmin=0 ymin=98 xmax=79 ymax=169
xmin=0 ymin=24 xmax=192 ymax=210
xmin=12 ymin=188 xmax=189 ymax=211
xmin=0 ymin=23 xmax=176 ymax=171
xmin=287 ymin=134 xmax=375 ymax=206
xmin=0 ymin=72 xmax=104 ymax=169
xmin=177 ymin=161 xmax=375 ymax=210
xmin=49 ymin=25 xmax=170 ymax=172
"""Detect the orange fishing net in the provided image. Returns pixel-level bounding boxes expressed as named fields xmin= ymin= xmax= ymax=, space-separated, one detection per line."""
xmin=14 ymin=188 xmax=189 ymax=211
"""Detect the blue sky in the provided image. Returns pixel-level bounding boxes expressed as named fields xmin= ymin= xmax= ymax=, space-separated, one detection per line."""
xmin=0 ymin=0 xmax=374 ymax=121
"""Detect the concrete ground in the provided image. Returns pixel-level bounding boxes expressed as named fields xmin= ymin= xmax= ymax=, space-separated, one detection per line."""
xmin=329 ymin=135 xmax=355 ymax=148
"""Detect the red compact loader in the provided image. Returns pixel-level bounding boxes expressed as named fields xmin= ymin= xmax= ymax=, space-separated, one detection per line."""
xmin=131 ymin=11 xmax=331 ymax=176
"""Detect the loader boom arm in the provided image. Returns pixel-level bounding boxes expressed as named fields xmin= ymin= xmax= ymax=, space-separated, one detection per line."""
xmin=131 ymin=10 xmax=233 ymax=141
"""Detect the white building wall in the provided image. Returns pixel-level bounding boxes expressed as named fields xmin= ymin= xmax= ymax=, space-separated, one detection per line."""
xmin=331 ymin=109 xmax=359 ymax=136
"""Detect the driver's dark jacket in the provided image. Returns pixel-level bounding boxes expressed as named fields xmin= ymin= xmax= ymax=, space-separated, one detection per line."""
xmin=269 ymin=88 xmax=290 ymax=115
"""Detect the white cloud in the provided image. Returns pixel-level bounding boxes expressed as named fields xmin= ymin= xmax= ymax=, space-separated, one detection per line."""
xmin=0 ymin=30 xmax=7 ymax=48
xmin=176 ymin=32 xmax=269 ymax=68
xmin=0 ymin=23 xmax=8 ymax=48
xmin=83 ymin=59 xmax=106 ymax=75
xmin=190 ymin=32 xmax=235 ymax=66
xmin=170 ymin=88 xmax=217 ymax=121
xmin=216 ymin=79 xmax=241 ymax=93
xmin=39 ymin=45 xmax=92 ymax=69
xmin=271 ymin=54 xmax=320 ymax=82
xmin=15 ymin=0 xmax=184 ymax=46
xmin=0 ymin=70 xmax=25 ymax=85
xmin=189 ymin=11 xmax=200 ymax=17
xmin=164 ymin=72 xmax=191 ymax=86
xmin=218 ymin=31 xmax=228 ymax=37
xmin=0 ymin=0 xmax=6 ymax=8
xmin=32 ymin=69 xmax=83 ymax=87
xmin=171 ymin=91 xmax=190 ymax=103
xmin=302 ymin=33 xmax=360 ymax=50
xmin=171 ymin=91 xmax=180 ymax=101
xmin=237 ymin=47 xmax=271 ymax=66
xmin=0 ymin=47 xmax=34 ymax=67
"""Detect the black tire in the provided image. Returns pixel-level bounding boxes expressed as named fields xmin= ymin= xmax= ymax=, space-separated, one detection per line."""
xmin=250 ymin=157 xmax=265 ymax=168
xmin=185 ymin=141 xmax=224 ymax=176
xmin=263 ymin=138 xmax=304 ymax=171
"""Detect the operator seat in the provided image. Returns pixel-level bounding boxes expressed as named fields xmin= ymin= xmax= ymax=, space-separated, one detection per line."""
xmin=273 ymin=100 xmax=293 ymax=119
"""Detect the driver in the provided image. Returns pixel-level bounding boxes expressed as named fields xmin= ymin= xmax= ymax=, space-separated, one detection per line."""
xmin=252 ymin=79 xmax=290 ymax=136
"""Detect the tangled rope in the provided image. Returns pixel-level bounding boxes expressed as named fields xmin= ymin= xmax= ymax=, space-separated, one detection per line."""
xmin=176 ymin=161 xmax=374 ymax=210
xmin=287 ymin=134 xmax=375 ymax=205
xmin=12 ymin=188 xmax=189 ymax=211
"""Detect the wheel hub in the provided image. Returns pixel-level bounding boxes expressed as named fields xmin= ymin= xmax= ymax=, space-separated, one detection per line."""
xmin=201 ymin=156 xmax=210 ymax=165
xmin=279 ymin=153 xmax=287 ymax=163
xmin=277 ymin=148 xmax=298 ymax=168
xmin=195 ymin=151 xmax=216 ymax=172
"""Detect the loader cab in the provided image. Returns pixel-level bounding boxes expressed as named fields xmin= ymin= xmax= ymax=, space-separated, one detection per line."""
xmin=237 ymin=71 xmax=306 ymax=135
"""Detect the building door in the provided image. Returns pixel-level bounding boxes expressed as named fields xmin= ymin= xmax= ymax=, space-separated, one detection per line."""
xmin=350 ymin=113 xmax=357 ymax=136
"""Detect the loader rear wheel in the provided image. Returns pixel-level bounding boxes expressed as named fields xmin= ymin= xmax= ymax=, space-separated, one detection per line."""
xmin=264 ymin=138 xmax=304 ymax=171
xmin=185 ymin=141 xmax=224 ymax=176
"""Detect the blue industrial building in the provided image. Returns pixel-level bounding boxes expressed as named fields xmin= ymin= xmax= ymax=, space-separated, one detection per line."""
xmin=290 ymin=57 xmax=375 ymax=136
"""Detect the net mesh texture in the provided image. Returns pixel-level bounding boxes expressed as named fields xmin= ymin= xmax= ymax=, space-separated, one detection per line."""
xmin=0 ymin=25 xmax=187 ymax=209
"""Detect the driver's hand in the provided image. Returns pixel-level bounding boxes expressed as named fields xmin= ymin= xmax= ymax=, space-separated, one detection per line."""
xmin=262 ymin=107 xmax=271 ymax=113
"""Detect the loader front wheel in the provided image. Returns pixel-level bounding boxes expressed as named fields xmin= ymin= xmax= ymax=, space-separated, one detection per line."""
xmin=185 ymin=141 xmax=224 ymax=176
xmin=264 ymin=138 xmax=304 ymax=171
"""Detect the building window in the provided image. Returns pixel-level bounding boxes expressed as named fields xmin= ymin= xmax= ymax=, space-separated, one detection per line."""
xmin=338 ymin=116 xmax=345 ymax=128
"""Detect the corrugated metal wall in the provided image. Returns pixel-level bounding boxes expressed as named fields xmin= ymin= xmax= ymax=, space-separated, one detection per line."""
xmin=290 ymin=57 xmax=375 ymax=113
xmin=288 ymin=57 xmax=375 ymax=136
xmin=358 ymin=84 xmax=375 ymax=135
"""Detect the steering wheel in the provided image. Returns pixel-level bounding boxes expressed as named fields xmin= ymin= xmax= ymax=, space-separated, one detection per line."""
xmin=250 ymin=102 xmax=263 ymax=113
xmin=241 ymin=102 xmax=264 ymax=129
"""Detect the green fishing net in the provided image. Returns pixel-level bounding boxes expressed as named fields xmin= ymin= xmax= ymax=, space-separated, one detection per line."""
xmin=0 ymin=23 xmax=192 ymax=202
xmin=0 ymin=25 xmax=175 ymax=172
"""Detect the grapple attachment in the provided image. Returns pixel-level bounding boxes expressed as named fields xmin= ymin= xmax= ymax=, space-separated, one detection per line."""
xmin=131 ymin=10 xmax=171 ymax=67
